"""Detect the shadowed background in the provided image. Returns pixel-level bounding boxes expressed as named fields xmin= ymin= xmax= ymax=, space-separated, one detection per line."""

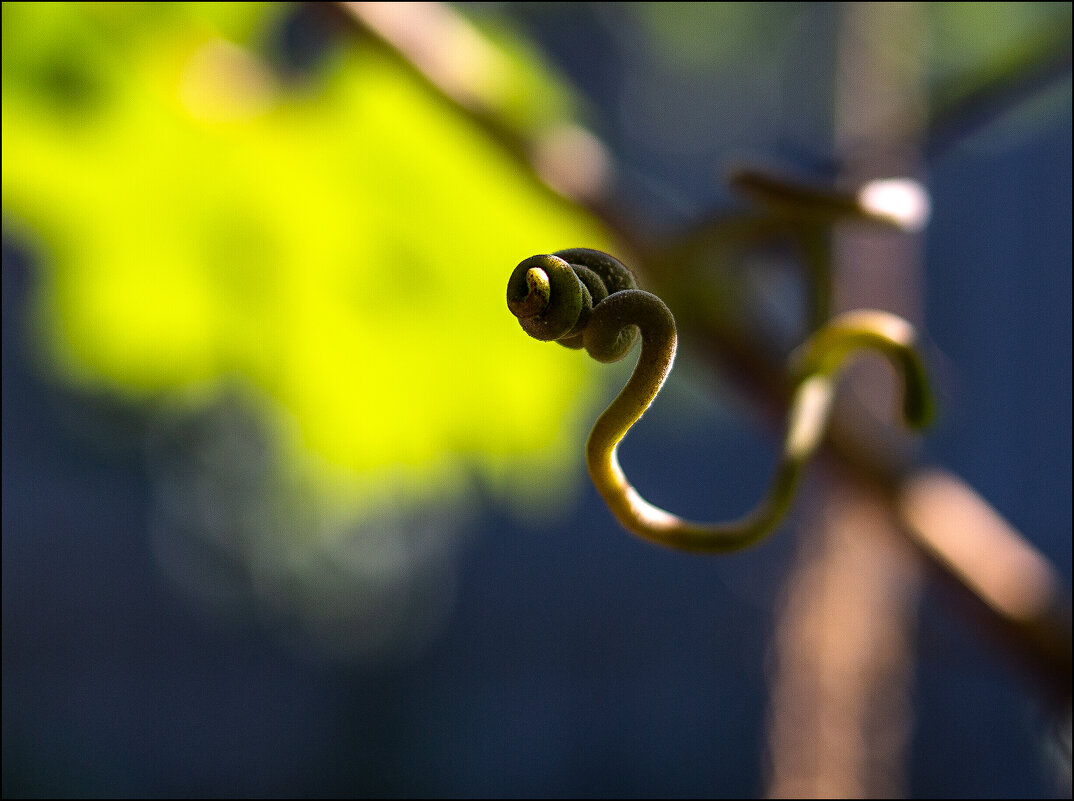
xmin=3 ymin=3 xmax=1071 ymax=797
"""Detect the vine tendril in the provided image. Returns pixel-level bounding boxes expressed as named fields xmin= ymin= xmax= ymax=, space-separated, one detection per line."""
xmin=507 ymin=248 xmax=933 ymax=553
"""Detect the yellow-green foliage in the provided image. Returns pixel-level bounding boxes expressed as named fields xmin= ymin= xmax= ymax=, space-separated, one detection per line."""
xmin=2 ymin=2 xmax=609 ymax=512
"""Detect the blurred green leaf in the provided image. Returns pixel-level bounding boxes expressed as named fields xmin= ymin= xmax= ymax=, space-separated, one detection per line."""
xmin=2 ymin=1 xmax=610 ymax=512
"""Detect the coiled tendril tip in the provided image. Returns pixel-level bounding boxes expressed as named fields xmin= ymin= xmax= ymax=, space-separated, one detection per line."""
xmin=506 ymin=248 xmax=933 ymax=554
xmin=506 ymin=261 xmax=553 ymax=320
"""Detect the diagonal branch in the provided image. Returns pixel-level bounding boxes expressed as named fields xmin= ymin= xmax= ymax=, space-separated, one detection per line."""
xmin=331 ymin=0 xmax=1072 ymax=705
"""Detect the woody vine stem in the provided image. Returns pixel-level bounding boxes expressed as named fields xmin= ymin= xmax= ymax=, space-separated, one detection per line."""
xmin=507 ymin=248 xmax=933 ymax=553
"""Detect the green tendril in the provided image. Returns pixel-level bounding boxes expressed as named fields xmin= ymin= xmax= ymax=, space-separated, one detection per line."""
xmin=506 ymin=249 xmax=934 ymax=554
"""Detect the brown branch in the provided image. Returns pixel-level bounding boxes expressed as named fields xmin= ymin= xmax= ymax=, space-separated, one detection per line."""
xmin=328 ymin=0 xmax=1072 ymax=707
xmin=334 ymin=1 xmax=640 ymax=248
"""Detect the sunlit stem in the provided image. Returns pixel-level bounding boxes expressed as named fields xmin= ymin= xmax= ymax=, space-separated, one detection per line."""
xmin=728 ymin=169 xmax=931 ymax=332
xmin=729 ymin=168 xmax=929 ymax=231
xmin=586 ymin=309 xmax=932 ymax=553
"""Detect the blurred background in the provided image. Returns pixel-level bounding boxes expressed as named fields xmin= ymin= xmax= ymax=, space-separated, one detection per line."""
xmin=2 ymin=2 xmax=1070 ymax=797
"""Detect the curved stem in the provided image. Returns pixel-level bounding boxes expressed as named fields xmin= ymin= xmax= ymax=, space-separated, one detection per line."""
xmin=506 ymin=250 xmax=932 ymax=554
xmin=790 ymin=309 xmax=934 ymax=428
xmin=587 ymin=308 xmax=931 ymax=554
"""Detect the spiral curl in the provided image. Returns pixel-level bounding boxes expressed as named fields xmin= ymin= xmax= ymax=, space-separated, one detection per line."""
xmin=507 ymin=248 xmax=933 ymax=554
xmin=507 ymin=248 xmax=647 ymax=359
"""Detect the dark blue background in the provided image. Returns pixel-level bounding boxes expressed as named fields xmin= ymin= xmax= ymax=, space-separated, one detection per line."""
xmin=4 ymin=4 xmax=1071 ymax=797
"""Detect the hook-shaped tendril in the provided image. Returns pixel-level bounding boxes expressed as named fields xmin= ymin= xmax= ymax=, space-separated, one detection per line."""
xmin=507 ymin=249 xmax=933 ymax=554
